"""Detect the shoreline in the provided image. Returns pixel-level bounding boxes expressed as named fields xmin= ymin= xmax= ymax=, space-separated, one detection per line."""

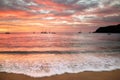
xmin=0 ymin=69 xmax=120 ymax=80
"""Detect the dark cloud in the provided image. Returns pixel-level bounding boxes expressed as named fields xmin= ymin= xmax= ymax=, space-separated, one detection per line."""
xmin=102 ymin=15 xmax=120 ymax=23
xmin=53 ymin=0 xmax=79 ymax=4
xmin=91 ymin=5 xmax=120 ymax=15
xmin=87 ymin=15 xmax=120 ymax=24
xmin=54 ymin=10 xmax=75 ymax=16
xmin=53 ymin=0 xmax=99 ymax=11
xmin=0 ymin=0 xmax=38 ymax=11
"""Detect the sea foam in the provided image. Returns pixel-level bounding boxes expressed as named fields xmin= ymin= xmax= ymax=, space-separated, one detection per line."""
xmin=0 ymin=53 xmax=120 ymax=77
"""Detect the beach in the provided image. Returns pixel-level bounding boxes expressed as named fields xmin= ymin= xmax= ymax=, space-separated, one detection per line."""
xmin=0 ymin=70 xmax=120 ymax=80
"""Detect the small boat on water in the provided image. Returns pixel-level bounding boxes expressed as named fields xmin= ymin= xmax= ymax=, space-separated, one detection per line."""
xmin=78 ymin=32 xmax=82 ymax=33
xmin=41 ymin=32 xmax=56 ymax=34
xmin=5 ymin=32 xmax=10 ymax=34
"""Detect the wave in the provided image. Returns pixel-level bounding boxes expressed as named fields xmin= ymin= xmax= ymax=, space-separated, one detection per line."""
xmin=0 ymin=51 xmax=78 ymax=54
xmin=0 ymin=49 xmax=120 ymax=54
xmin=0 ymin=53 xmax=120 ymax=77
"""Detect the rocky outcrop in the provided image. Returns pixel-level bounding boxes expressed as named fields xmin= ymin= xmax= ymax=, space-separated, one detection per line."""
xmin=94 ymin=24 xmax=120 ymax=33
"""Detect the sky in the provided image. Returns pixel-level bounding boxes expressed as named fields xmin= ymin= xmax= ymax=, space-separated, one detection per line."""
xmin=0 ymin=0 xmax=120 ymax=32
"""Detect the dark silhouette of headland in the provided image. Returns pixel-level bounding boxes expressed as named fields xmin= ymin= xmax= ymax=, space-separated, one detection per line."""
xmin=94 ymin=24 xmax=120 ymax=33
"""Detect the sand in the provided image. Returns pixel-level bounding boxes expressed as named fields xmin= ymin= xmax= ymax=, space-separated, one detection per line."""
xmin=0 ymin=70 xmax=120 ymax=80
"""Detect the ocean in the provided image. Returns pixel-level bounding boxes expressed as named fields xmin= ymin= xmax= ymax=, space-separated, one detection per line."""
xmin=0 ymin=32 xmax=120 ymax=77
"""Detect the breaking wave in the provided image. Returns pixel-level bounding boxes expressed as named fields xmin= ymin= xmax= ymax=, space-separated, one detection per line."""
xmin=0 ymin=53 xmax=120 ymax=77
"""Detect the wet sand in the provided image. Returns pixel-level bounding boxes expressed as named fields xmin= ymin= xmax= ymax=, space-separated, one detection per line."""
xmin=0 ymin=70 xmax=120 ymax=80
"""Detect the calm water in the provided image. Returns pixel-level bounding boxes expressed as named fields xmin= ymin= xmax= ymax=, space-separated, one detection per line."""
xmin=0 ymin=33 xmax=120 ymax=77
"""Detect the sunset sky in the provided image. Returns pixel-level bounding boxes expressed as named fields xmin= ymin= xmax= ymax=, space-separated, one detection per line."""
xmin=0 ymin=0 xmax=120 ymax=32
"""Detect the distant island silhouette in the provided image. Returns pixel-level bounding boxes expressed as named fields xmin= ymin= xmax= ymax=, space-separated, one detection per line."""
xmin=94 ymin=24 xmax=120 ymax=33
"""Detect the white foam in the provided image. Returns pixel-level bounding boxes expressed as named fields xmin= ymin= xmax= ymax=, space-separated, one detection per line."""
xmin=0 ymin=53 xmax=120 ymax=77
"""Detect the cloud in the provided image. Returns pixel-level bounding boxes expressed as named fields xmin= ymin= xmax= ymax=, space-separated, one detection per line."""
xmin=102 ymin=15 xmax=120 ymax=23
xmin=0 ymin=0 xmax=38 ymax=10
xmin=53 ymin=0 xmax=79 ymax=4
xmin=0 ymin=0 xmax=119 ymax=16
xmin=0 ymin=0 xmax=120 ymax=32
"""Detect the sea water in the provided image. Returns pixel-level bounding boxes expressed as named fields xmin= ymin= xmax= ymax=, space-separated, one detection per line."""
xmin=0 ymin=33 xmax=120 ymax=77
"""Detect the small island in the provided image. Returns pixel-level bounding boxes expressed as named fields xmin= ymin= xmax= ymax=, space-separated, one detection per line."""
xmin=94 ymin=24 xmax=120 ymax=33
